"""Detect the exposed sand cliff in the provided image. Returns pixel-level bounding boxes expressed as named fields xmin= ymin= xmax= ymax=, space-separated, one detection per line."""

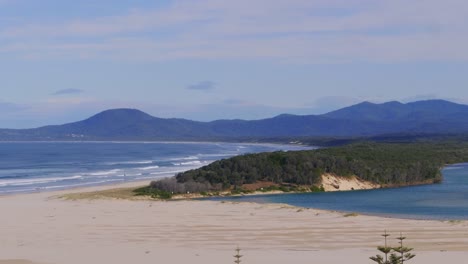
xmin=321 ymin=173 xmax=381 ymax=191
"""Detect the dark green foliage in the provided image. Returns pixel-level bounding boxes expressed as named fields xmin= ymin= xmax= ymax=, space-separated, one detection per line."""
xmin=371 ymin=231 xmax=394 ymax=264
xmin=394 ymin=233 xmax=415 ymax=264
xmin=371 ymin=231 xmax=415 ymax=264
xmin=310 ymin=185 xmax=325 ymax=192
xmin=149 ymin=177 xmax=223 ymax=194
xmin=234 ymin=247 xmax=242 ymax=264
xmin=133 ymin=186 xmax=173 ymax=199
xmin=169 ymin=142 xmax=468 ymax=193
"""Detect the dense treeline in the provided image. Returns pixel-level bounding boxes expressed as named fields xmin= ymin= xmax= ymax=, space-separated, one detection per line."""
xmin=240 ymin=132 xmax=468 ymax=147
xmin=148 ymin=142 xmax=468 ymax=194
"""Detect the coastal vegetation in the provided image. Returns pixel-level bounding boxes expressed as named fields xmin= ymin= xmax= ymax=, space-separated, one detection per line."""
xmin=233 ymin=232 xmax=415 ymax=264
xmin=142 ymin=142 xmax=468 ymax=198
xmin=370 ymin=231 xmax=415 ymax=264
xmin=233 ymin=247 xmax=242 ymax=264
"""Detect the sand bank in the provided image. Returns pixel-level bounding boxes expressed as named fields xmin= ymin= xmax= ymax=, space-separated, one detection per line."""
xmin=321 ymin=174 xmax=380 ymax=191
xmin=1 ymin=182 xmax=467 ymax=264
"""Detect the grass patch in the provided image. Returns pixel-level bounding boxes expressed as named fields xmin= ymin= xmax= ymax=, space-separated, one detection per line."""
xmin=310 ymin=185 xmax=325 ymax=192
xmin=59 ymin=187 xmax=142 ymax=200
xmin=447 ymin=219 xmax=463 ymax=224
xmin=343 ymin=212 xmax=359 ymax=217
xmin=230 ymin=187 xmax=254 ymax=195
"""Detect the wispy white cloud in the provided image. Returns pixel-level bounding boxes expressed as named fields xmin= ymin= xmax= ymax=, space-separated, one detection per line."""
xmin=52 ymin=88 xmax=84 ymax=95
xmin=187 ymin=81 xmax=216 ymax=91
xmin=1 ymin=0 xmax=468 ymax=63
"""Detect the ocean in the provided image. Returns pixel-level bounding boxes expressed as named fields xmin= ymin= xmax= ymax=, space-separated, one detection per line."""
xmin=208 ymin=163 xmax=468 ymax=220
xmin=0 ymin=142 xmax=308 ymax=195
xmin=4 ymin=142 xmax=468 ymax=220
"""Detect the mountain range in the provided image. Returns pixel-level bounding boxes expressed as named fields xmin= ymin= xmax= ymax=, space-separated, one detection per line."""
xmin=1 ymin=99 xmax=468 ymax=141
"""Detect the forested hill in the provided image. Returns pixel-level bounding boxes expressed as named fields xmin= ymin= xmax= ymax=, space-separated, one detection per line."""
xmin=3 ymin=99 xmax=468 ymax=141
xmin=144 ymin=143 xmax=468 ymax=196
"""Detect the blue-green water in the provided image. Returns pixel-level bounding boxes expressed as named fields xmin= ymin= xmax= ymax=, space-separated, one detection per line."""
xmin=208 ymin=164 xmax=468 ymax=220
xmin=0 ymin=142 xmax=309 ymax=195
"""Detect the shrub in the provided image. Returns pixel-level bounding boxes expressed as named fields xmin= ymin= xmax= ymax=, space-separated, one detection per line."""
xmin=133 ymin=186 xmax=173 ymax=199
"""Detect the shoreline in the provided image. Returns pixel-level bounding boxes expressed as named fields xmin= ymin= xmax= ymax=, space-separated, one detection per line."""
xmin=0 ymin=159 xmax=451 ymax=223
xmin=2 ymin=176 xmax=459 ymax=223
xmin=53 ymin=176 xmax=465 ymax=222
xmin=0 ymin=140 xmax=310 ymax=147
xmin=0 ymin=179 xmax=153 ymax=199
xmin=5 ymin=179 xmax=468 ymax=223
xmin=0 ymin=141 xmax=313 ymax=197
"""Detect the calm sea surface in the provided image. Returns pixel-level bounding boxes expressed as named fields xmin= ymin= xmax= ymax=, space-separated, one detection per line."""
xmin=0 ymin=142 xmax=308 ymax=195
xmin=209 ymin=164 xmax=468 ymax=220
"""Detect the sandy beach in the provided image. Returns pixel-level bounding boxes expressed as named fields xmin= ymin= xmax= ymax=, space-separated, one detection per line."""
xmin=1 ymin=181 xmax=467 ymax=264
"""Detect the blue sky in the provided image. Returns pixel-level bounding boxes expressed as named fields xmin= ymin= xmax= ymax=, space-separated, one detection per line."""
xmin=1 ymin=0 xmax=468 ymax=128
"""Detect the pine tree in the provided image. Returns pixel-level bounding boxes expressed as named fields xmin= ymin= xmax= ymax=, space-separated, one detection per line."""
xmin=370 ymin=231 xmax=401 ymax=264
xmin=393 ymin=232 xmax=415 ymax=264
xmin=370 ymin=231 xmax=415 ymax=264
xmin=370 ymin=230 xmax=392 ymax=264
xmin=234 ymin=246 xmax=242 ymax=264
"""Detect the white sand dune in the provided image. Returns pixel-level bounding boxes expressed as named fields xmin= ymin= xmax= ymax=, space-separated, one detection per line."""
xmin=1 ymin=182 xmax=467 ymax=264
xmin=321 ymin=174 xmax=380 ymax=191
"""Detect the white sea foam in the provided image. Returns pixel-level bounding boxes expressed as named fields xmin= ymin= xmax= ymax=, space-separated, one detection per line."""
xmin=88 ymin=169 xmax=121 ymax=176
xmin=444 ymin=167 xmax=465 ymax=170
xmin=197 ymin=153 xmax=235 ymax=157
xmin=103 ymin=160 xmax=153 ymax=165
xmin=0 ymin=175 xmax=83 ymax=187
xmin=172 ymin=160 xmax=204 ymax=166
xmin=149 ymin=170 xmax=187 ymax=175
xmin=135 ymin=175 xmax=168 ymax=180
xmin=0 ymin=142 xmax=293 ymax=195
xmin=182 ymin=156 xmax=198 ymax=160
xmin=173 ymin=159 xmax=213 ymax=166
xmin=138 ymin=165 xmax=160 ymax=170
xmin=130 ymin=160 xmax=154 ymax=164
xmin=165 ymin=156 xmax=198 ymax=161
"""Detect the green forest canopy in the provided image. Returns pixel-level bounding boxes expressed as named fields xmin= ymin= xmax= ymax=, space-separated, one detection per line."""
xmin=146 ymin=142 xmax=468 ymax=195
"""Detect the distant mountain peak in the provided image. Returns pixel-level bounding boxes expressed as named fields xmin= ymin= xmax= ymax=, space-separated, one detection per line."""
xmin=407 ymin=99 xmax=462 ymax=106
xmin=323 ymin=99 xmax=468 ymax=122
xmin=273 ymin=113 xmax=297 ymax=118
xmin=87 ymin=108 xmax=155 ymax=122
xmin=1 ymin=99 xmax=468 ymax=141
xmin=93 ymin=108 xmax=151 ymax=116
xmin=357 ymin=101 xmax=374 ymax=105
xmin=382 ymin=100 xmax=403 ymax=106
xmin=352 ymin=100 xmax=403 ymax=107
